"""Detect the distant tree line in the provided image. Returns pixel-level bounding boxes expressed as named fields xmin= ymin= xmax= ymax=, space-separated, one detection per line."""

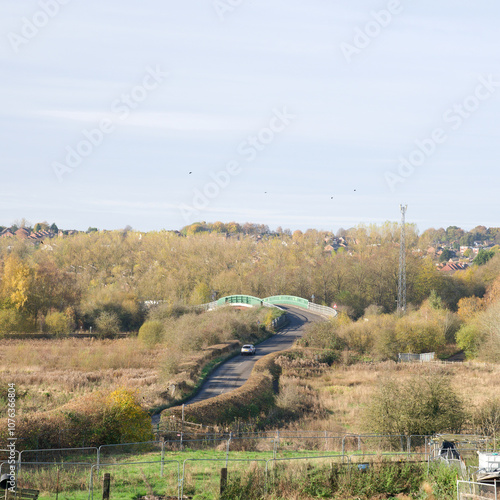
xmin=0 ymin=221 xmax=498 ymax=334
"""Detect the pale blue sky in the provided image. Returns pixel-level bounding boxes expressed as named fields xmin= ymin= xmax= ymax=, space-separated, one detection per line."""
xmin=1 ymin=1 xmax=499 ymax=232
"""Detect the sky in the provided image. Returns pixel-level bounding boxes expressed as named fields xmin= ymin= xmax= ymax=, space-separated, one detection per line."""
xmin=1 ymin=1 xmax=499 ymax=233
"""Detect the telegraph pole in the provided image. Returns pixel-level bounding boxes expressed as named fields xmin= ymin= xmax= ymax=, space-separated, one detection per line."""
xmin=397 ymin=204 xmax=407 ymax=313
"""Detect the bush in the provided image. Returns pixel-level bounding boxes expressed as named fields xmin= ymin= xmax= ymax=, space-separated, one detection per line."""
xmin=95 ymin=311 xmax=120 ymax=338
xmin=473 ymin=398 xmax=500 ymax=439
xmin=45 ymin=311 xmax=71 ymax=336
xmin=0 ymin=308 xmax=26 ymax=334
xmin=264 ymin=308 xmax=284 ymax=330
xmin=79 ymin=289 xmax=145 ymax=332
xmin=456 ymin=323 xmax=482 ymax=359
xmin=366 ymin=375 xmax=468 ymax=436
xmin=138 ymin=320 xmax=164 ymax=347
xmin=299 ymin=320 xmax=345 ymax=351
xmin=105 ymin=388 xmax=154 ymax=443
xmin=394 ymin=314 xmax=445 ymax=354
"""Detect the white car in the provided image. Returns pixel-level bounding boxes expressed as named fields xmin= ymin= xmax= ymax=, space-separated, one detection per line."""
xmin=241 ymin=344 xmax=256 ymax=356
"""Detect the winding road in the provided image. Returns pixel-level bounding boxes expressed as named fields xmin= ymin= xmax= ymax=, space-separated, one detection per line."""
xmin=186 ymin=305 xmax=325 ymax=405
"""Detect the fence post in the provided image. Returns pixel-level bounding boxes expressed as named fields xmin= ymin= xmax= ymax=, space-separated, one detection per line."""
xmin=18 ymin=451 xmax=23 ymax=479
xmin=102 ymin=473 xmax=111 ymax=500
xmin=226 ymin=435 xmax=232 ymax=468
xmin=55 ymin=467 xmax=60 ymax=500
xmin=220 ymin=467 xmax=228 ymax=495
xmin=160 ymin=438 xmax=165 ymax=477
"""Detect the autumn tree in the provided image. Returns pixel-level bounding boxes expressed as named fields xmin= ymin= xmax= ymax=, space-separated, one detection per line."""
xmin=366 ymin=375 xmax=467 ymax=436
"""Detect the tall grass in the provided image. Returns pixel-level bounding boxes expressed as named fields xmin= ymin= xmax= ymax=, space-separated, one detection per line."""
xmin=266 ymin=349 xmax=500 ymax=436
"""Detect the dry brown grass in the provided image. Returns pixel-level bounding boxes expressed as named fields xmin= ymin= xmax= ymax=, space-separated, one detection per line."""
xmin=275 ymin=350 xmax=500 ymax=435
xmin=0 ymin=338 xmax=168 ymax=415
xmin=0 ymin=307 xmax=271 ymax=426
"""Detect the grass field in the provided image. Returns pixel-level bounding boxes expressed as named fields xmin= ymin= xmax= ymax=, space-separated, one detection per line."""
xmin=17 ymin=445 xmax=457 ymax=500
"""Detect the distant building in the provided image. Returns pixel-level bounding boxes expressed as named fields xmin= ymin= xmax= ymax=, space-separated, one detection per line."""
xmin=439 ymin=262 xmax=469 ymax=273
xmin=0 ymin=229 xmax=14 ymax=238
xmin=15 ymin=228 xmax=30 ymax=239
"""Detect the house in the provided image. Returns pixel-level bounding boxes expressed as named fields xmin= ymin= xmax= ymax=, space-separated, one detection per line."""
xmin=439 ymin=262 xmax=469 ymax=273
xmin=0 ymin=229 xmax=14 ymax=238
xmin=15 ymin=228 xmax=30 ymax=239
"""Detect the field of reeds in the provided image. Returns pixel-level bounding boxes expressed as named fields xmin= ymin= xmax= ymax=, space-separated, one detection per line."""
xmin=268 ymin=348 xmax=500 ymax=437
xmin=0 ymin=306 xmax=273 ymax=448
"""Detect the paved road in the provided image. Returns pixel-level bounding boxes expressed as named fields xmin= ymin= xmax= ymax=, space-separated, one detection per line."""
xmin=186 ymin=305 xmax=325 ymax=405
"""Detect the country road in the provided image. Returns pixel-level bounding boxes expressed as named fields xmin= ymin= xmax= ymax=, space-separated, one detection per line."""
xmin=186 ymin=305 xmax=326 ymax=405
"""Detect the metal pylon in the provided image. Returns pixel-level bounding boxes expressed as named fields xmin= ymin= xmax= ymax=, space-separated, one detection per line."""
xmin=397 ymin=204 xmax=407 ymax=313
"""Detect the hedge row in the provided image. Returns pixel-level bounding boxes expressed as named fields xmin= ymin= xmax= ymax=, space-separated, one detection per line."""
xmin=0 ymin=389 xmax=153 ymax=450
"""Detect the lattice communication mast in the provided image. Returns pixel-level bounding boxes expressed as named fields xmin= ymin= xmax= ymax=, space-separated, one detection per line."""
xmin=397 ymin=204 xmax=407 ymax=313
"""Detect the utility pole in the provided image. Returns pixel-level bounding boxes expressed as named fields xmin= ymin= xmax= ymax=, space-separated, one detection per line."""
xmin=397 ymin=204 xmax=407 ymax=313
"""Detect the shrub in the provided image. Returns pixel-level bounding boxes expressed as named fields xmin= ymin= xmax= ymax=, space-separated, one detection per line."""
xmin=299 ymin=320 xmax=345 ymax=351
xmin=0 ymin=308 xmax=26 ymax=334
xmin=264 ymin=308 xmax=284 ymax=330
xmin=473 ymin=398 xmax=500 ymax=439
xmin=105 ymin=388 xmax=154 ymax=443
xmin=45 ymin=311 xmax=71 ymax=336
xmin=275 ymin=378 xmax=306 ymax=415
xmin=394 ymin=314 xmax=445 ymax=354
xmin=476 ymin=300 xmax=500 ymax=362
xmin=95 ymin=311 xmax=120 ymax=338
xmin=148 ymin=302 xmax=191 ymax=321
xmin=138 ymin=320 xmax=164 ymax=347
xmin=79 ymin=289 xmax=145 ymax=332
xmin=366 ymin=375 xmax=468 ymax=436
xmin=456 ymin=323 xmax=482 ymax=359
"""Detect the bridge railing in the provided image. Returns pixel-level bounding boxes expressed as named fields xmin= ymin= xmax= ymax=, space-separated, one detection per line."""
xmin=308 ymin=302 xmax=337 ymax=317
xmin=194 ymin=295 xmax=337 ymax=318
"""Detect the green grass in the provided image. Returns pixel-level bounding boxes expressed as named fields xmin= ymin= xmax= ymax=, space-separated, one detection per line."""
xmin=17 ymin=446 xmax=443 ymax=500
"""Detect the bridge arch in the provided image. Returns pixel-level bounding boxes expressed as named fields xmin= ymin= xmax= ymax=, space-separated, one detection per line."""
xmin=210 ymin=294 xmax=337 ymax=317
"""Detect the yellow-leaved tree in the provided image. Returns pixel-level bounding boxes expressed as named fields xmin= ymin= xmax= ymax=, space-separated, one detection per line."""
xmin=105 ymin=389 xmax=153 ymax=444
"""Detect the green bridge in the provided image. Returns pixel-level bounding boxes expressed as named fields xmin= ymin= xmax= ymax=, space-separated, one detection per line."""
xmin=212 ymin=294 xmax=337 ymax=317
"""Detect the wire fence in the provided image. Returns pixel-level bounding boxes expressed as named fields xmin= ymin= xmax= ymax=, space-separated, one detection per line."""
xmin=457 ymin=480 xmax=498 ymax=499
xmin=11 ymin=433 xmax=437 ymax=467
xmin=6 ymin=432 xmax=498 ymax=499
